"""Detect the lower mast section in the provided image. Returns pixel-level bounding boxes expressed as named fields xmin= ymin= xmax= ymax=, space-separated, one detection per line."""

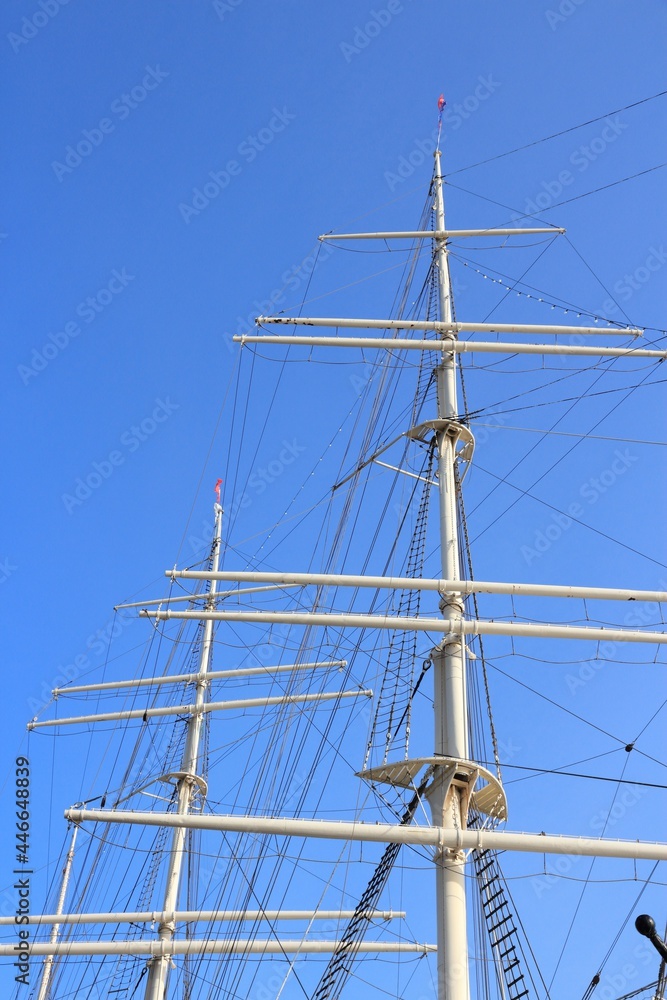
xmin=431 ymin=145 xmax=471 ymax=1000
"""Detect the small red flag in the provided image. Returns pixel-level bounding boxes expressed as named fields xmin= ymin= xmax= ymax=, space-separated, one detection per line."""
xmin=438 ymin=94 xmax=446 ymax=112
xmin=214 ymin=478 xmax=223 ymax=501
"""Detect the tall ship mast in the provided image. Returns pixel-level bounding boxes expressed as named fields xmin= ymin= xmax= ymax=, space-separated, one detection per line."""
xmin=2 ymin=109 xmax=666 ymax=1000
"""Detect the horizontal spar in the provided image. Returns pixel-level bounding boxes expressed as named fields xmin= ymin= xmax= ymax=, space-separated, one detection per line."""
xmin=0 ymin=940 xmax=433 ymax=958
xmin=64 ymin=809 xmax=667 ymax=862
xmin=318 ymin=228 xmax=564 ymax=239
xmin=55 ymin=660 xmax=347 ymax=696
xmin=255 ymin=315 xmax=641 ymax=337
xmin=115 ymin=582 xmax=299 ymax=610
xmin=140 ymin=608 xmax=667 ymax=644
xmin=167 ymin=570 xmax=667 ymax=605
xmin=28 ymin=688 xmax=371 ymax=730
xmin=0 ymin=908 xmax=403 ymax=927
xmin=236 ymin=335 xmax=664 ymax=359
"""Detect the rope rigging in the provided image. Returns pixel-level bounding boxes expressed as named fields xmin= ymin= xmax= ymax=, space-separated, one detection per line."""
xmin=363 ymin=443 xmax=436 ymax=769
xmin=310 ymin=774 xmax=432 ymax=1000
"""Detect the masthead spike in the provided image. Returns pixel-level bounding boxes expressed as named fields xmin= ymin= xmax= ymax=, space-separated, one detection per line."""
xmin=437 ymin=93 xmax=446 ymax=151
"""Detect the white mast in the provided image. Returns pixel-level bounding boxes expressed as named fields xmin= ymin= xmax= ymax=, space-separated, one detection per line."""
xmin=35 ymin=824 xmax=78 ymax=1000
xmin=143 ymin=502 xmax=223 ymax=1000
xmin=29 ymin=120 xmax=667 ymax=1000
xmin=428 ymin=147 xmax=471 ymax=1000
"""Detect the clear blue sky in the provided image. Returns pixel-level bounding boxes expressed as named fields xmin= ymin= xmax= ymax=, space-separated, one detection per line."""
xmin=1 ymin=1 xmax=666 ymax=996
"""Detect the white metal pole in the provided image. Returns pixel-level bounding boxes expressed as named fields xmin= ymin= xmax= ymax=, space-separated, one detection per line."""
xmin=318 ymin=228 xmax=565 ymax=239
xmin=1 ymin=908 xmax=404 ymax=927
xmin=253 ymin=316 xmax=640 ymax=337
xmin=63 ymin=808 xmax=667 ymax=861
xmin=234 ymin=335 xmax=664 ymax=359
xmin=133 ymin=608 xmax=667 ymax=645
xmin=2 ymin=939 xmax=436 ymax=958
xmin=430 ymin=147 xmax=470 ymax=1000
xmin=35 ymin=824 xmax=78 ymax=1000
xmin=144 ymin=503 xmax=223 ymax=1000
xmin=164 ymin=569 xmax=667 ymax=605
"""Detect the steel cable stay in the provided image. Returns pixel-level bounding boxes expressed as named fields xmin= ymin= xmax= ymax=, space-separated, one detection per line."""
xmin=180 ymin=524 xmax=414 ymax=1000
xmin=470 ymin=461 xmax=667 ymax=570
xmin=467 ymin=374 xmax=667 ymax=423
xmin=238 ymin=199 xmax=436 ymax=573
xmin=223 ymin=241 xmax=324 ymax=545
xmin=443 ymin=164 xmax=667 ymax=231
xmin=548 ymin=755 xmax=634 ymax=992
xmin=449 ymin=253 xmax=667 ymax=342
xmin=465 ymin=344 xmax=659 ymax=533
xmin=562 ymin=235 xmax=635 ymax=327
xmin=453 ymin=388 xmax=545 ymax=1000
xmin=481 ymin=764 xmax=667 ymax=793
xmin=310 ymin=775 xmax=432 ymax=1000
xmin=179 ymin=227 xmax=448 ymax=1000
xmin=442 ymin=90 xmax=667 ymax=178
xmin=487 ymin=663 xmax=651 ymax=749
xmin=172 ymin=342 xmax=242 ymax=569
xmin=38 ymin=616 xmax=205 ymax=996
xmin=303 ymin=92 xmax=666 ymax=254
xmin=449 ymin=251 xmax=618 ymax=324
xmin=33 ymin=563 xmax=223 ymax=998
xmin=470 ymin=424 xmax=667 ymax=448
xmin=20 ymin=123 xmax=667 ymax=1000
xmin=364 ymin=444 xmax=435 ymax=770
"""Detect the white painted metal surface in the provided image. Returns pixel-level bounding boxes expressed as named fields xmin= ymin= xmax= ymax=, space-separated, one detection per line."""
xmin=64 ymin=808 xmax=667 ymax=862
xmin=26 ymin=139 xmax=667 ymax=1000
xmin=29 ymin=688 xmax=372 ymax=729
xmin=254 ymin=315 xmax=640 ymax=336
xmin=55 ymin=659 xmax=347 ymax=695
xmin=35 ymin=826 xmax=78 ymax=1000
xmin=167 ymin=569 xmax=667 ymax=604
xmin=139 ymin=608 xmax=667 ymax=644
xmin=318 ymin=228 xmax=564 ymax=239
xmin=0 ymin=940 xmax=435 ymax=958
xmin=236 ymin=334 xmax=664 ymax=358
xmin=430 ymin=147 xmax=470 ymax=1000
xmin=0 ymin=909 xmax=403 ymax=926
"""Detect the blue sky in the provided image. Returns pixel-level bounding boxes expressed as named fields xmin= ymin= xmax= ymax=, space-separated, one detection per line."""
xmin=1 ymin=0 xmax=666 ymax=996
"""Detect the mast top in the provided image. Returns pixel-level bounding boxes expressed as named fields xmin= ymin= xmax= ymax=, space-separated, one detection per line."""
xmin=436 ymin=93 xmax=446 ymax=152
